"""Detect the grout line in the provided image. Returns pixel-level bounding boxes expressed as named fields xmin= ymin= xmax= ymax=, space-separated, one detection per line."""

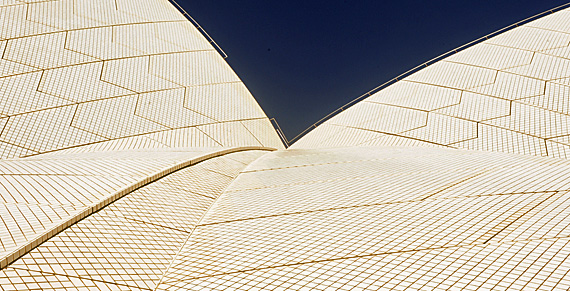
xmin=153 ymin=149 xmax=271 ymax=289
xmin=0 ymin=146 xmax=276 ymax=270
xmin=483 ymin=192 xmax=557 ymax=244
xmin=199 ymin=190 xmax=563 ymax=227
xmin=160 ymin=234 xmax=570 ymax=284
xmin=287 ymin=2 xmax=570 ymax=144
xmin=7 ymin=266 xmax=152 ymax=290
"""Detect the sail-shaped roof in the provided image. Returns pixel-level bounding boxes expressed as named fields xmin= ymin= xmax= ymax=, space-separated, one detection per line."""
xmin=293 ymin=8 xmax=570 ymax=159
xmin=2 ymin=1 xmax=570 ymax=290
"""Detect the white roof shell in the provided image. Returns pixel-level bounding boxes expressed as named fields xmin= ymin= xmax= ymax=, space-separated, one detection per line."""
xmin=293 ymin=8 xmax=570 ymax=159
xmin=0 ymin=0 xmax=284 ymax=159
xmin=1 ymin=1 xmax=570 ymax=290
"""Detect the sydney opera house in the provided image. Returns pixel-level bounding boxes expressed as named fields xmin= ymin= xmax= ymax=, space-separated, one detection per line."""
xmin=1 ymin=0 xmax=570 ymax=290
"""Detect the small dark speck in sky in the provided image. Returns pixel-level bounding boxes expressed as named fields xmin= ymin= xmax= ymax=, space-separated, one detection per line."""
xmin=174 ymin=0 xmax=569 ymax=140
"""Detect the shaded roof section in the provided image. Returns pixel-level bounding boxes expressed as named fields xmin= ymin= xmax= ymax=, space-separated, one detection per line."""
xmin=292 ymin=7 xmax=570 ymax=159
xmin=0 ymin=0 xmax=283 ymax=159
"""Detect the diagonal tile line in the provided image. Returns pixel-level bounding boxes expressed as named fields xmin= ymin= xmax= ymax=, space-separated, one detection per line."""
xmin=0 ymin=146 xmax=276 ymax=270
xmin=6 ymin=266 xmax=152 ymax=290
xmin=482 ymin=192 xmax=558 ymax=244
xmin=154 ymin=149 xmax=274 ymax=290
xmin=160 ymin=235 xmax=570 ymax=285
xmin=198 ymin=190 xmax=562 ymax=228
xmin=418 ymin=168 xmax=496 ymax=201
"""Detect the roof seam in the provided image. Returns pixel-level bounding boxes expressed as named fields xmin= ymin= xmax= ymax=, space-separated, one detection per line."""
xmin=0 ymin=146 xmax=277 ymax=270
xmin=154 ymin=147 xmax=276 ymax=289
xmin=290 ymin=2 xmax=570 ymax=145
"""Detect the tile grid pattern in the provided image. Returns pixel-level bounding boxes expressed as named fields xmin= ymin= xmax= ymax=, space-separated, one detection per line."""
xmin=0 ymin=146 xmax=274 ymax=271
xmin=154 ymin=147 xmax=570 ymax=290
xmin=0 ymin=149 xmax=268 ymax=290
xmin=0 ymin=0 xmax=283 ymax=159
xmin=292 ymin=8 xmax=570 ymax=159
xmin=3 ymin=1 xmax=570 ymax=290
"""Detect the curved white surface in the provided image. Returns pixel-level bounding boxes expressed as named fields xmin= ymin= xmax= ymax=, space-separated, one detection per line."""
xmin=2 ymin=1 xmax=570 ymax=291
xmin=0 ymin=146 xmax=275 ymax=270
xmin=158 ymin=146 xmax=570 ymax=290
xmin=292 ymin=8 xmax=570 ymax=159
xmin=1 ymin=148 xmax=271 ymax=290
xmin=0 ymin=0 xmax=283 ymax=159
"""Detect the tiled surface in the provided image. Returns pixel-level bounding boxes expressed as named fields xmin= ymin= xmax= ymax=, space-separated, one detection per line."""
xmin=0 ymin=147 xmax=270 ymax=270
xmin=1 ymin=150 xmax=267 ymax=290
xmin=292 ymin=7 xmax=570 ymax=158
xmin=157 ymin=147 xmax=570 ymax=290
xmin=12 ymin=213 xmax=188 ymax=290
xmin=0 ymin=0 xmax=283 ymax=159
xmin=0 ymin=267 xmax=145 ymax=291
xmin=170 ymin=194 xmax=546 ymax=277
xmin=163 ymin=237 xmax=570 ymax=291
xmin=3 ymin=1 xmax=570 ymax=291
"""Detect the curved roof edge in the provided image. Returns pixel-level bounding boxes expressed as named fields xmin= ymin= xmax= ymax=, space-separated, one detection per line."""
xmin=0 ymin=0 xmax=283 ymax=159
xmin=0 ymin=146 xmax=276 ymax=270
xmin=291 ymin=2 xmax=570 ymax=156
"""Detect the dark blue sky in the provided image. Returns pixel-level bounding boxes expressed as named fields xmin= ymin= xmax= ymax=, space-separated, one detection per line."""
xmin=175 ymin=0 xmax=569 ymax=140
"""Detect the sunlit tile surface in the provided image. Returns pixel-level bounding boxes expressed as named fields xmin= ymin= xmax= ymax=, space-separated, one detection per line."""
xmin=157 ymin=147 xmax=570 ymax=290
xmin=2 ymin=0 xmax=570 ymax=290
xmin=293 ymin=8 xmax=570 ymax=157
xmin=0 ymin=147 xmax=271 ymax=268
xmin=1 ymin=150 xmax=268 ymax=290
xmin=0 ymin=0 xmax=283 ymax=159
